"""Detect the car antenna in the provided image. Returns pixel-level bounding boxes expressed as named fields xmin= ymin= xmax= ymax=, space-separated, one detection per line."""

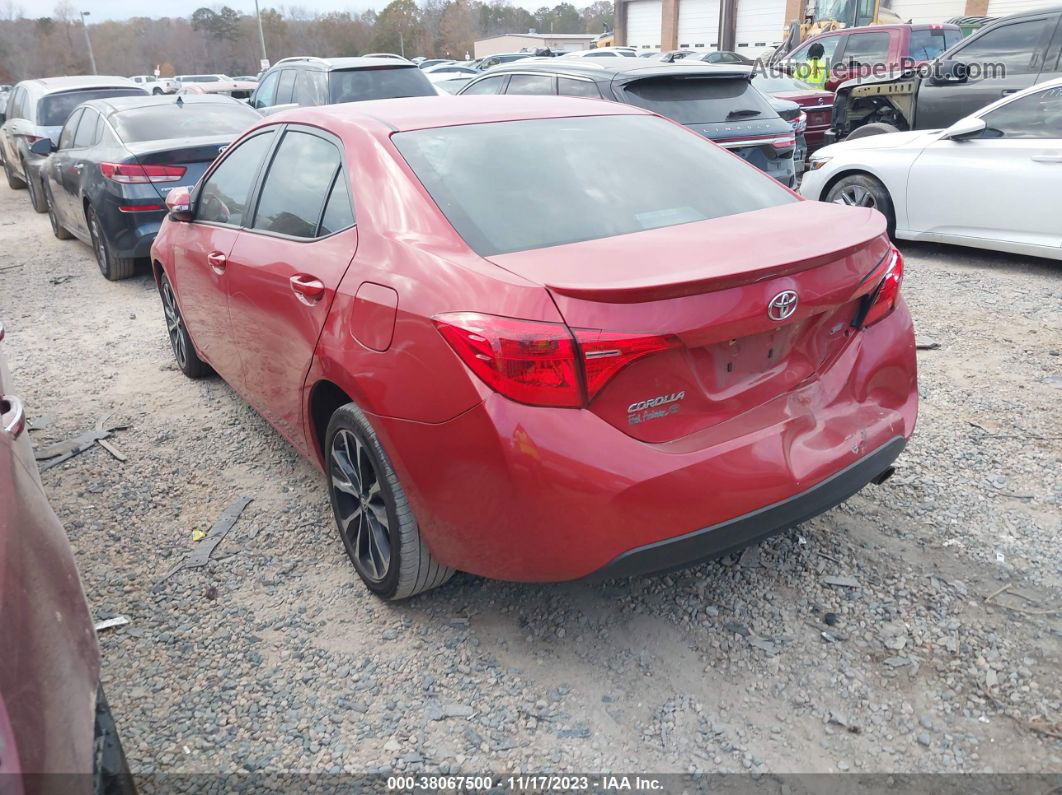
xmin=176 ymin=95 xmax=184 ymax=107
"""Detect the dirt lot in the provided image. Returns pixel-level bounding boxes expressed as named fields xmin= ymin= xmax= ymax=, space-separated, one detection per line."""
xmin=1 ymin=180 xmax=1059 ymax=777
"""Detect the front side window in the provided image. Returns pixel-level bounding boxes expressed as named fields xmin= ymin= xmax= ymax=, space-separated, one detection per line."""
xmin=73 ymin=109 xmax=98 ymax=147
xmin=980 ymin=86 xmax=1062 ymax=139
xmin=197 ymin=131 xmax=275 ymax=226
xmin=252 ymin=131 xmax=343 ymax=238
xmin=253 ymin=70 xmax=280 ymax=108
xmin=505 ymin=74 xmax=555 ymax=95
xmin=393 ymin=114 xmax=796 ymax=257
xmin=58 ymin=109 xmax=82 ymax=149
xmin=954 ymin=20 xmax=1043 ymax=77
xmin=841 ymin=32 xmax=891 ymax=66
xmin=789 ymin=34 xmax=842 ymax=66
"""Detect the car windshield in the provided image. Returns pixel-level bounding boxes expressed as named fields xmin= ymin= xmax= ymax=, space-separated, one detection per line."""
xmin=621 ymin=76 xmax=775 ymax=124
xmin=753 ymin=74 xmax=815 ymax=92
xmin=392 ymin=114 xmax=796 ymax=257
xmin=112 ymin=102 xmax=261 ymax=142
xmin=328 ymin=67 xmax=436 ymax=103
xmin=37 ymin=88 xmax=144 ymax=127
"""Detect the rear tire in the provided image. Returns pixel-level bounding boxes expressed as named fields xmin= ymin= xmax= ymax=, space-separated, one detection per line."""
xmin=4 ymin=156 xmax=25 ymax=189
xmin=825 ymin=173 xmax=895 ymax=238
xmin=45 ymin=183 xmax=73 ymax=240
xmin=158 ymin=271 xmax=211 ymax=378
xmin=26 ymin=168 xmax=48 ymax=213
xmin=326 ymin=403 xmax=454 ymax=600
xmin=87 ymin=205 xmax=136 ymax=280
xmin=845 ymin=122 xmax=901 ymax=141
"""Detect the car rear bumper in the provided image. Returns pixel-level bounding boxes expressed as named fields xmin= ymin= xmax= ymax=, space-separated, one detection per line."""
xmin=99 ymin=199 xmax=165 ymax=259
xmin=373 ymin=301 xmax=917 ymax=582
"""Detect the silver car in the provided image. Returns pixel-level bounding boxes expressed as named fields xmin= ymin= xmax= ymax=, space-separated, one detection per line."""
xmin=0 ymin=76 xmax=146 ymax=213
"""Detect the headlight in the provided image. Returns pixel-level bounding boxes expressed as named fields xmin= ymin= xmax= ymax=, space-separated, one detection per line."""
xmin=809 ymin=156 xmax=832 ymax=170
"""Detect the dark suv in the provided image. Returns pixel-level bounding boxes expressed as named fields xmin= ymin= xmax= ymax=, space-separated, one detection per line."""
xmin=830 ymin=6 xmax=1062 ymax=140
xmin=250 ymin=56 xmax=436 ymax=113
xmin=458 ymin=61 xmax=797 ymax=187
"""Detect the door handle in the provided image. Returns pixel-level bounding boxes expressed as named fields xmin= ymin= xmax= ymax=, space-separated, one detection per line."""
xmin=1 ymin=394 xmax=26 ymax=439
xmin=289 ymin=274 xmax=326 ymax=303
xmin=1031 ymin=154 xmax=1062 ymax=163
xmin=207 ymin=251 xmax=227 ymax=274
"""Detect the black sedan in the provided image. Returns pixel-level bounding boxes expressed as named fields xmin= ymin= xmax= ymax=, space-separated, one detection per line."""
xmin=32 ymin=94 xmax=260 ymax=280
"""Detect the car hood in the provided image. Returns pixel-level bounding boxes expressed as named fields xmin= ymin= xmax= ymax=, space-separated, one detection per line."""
xmin=817 ymin=129 xmax=940 ymax=157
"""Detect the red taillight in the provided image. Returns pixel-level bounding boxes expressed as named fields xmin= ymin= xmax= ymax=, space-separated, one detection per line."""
xmin=773 ymin=134 xmax=796 ymax=150
xmin=434 ymin=313 xmax=582 ymax=408
xmin=100 ymin=163 xmax=187 ymax=184
xmin=573 ymin=329 xmax=680 ymax=400
xmin=435 ymin=312 xmax=681 ymax=408
xmin=118 ymin=204 xmax=165 ymax=213
xmin=862 ymin=247 xmax=904 ymax=327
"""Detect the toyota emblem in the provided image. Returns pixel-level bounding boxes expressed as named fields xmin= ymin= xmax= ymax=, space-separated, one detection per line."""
xmin=768 ymin=290 xmax=798 ymax=321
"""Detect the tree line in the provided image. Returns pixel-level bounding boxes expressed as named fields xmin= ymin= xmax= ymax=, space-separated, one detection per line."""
xmin=0 ymin=0 xmax=614 ymax=83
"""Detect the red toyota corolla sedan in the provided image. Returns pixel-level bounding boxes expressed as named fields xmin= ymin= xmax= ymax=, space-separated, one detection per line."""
xmin=151 ymin=96 xmax=917 ymax=600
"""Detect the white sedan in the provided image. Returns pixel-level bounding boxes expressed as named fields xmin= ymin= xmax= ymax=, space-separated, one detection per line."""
xmin=800 ymin=77 xmax=1062 ymax=261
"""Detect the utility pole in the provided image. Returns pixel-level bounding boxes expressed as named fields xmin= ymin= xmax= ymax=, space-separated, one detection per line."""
xmin=254 ymin=0 xmax=268 ymax=68
xmin=399 ymin=30 xmax=405 ymax=57
xmin=80 ymin=11 xmax=97 ymax=75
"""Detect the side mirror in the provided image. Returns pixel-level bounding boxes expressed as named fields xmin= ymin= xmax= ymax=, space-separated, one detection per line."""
xmin=165 ymin=186 xmax=193 ymax=222
xmin=930 ymin=60 xmax=968 ymax=86
xmin=941 ymin=115 xmax=986 ymax=141
xmin=30 ymin=137 xmax=55 ymax=156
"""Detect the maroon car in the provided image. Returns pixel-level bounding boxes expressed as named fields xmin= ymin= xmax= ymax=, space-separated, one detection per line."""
xmin=753 ymin=72 xmax=835 ymax=152
xmin=0 ymin=321 xmax=134 ymax=794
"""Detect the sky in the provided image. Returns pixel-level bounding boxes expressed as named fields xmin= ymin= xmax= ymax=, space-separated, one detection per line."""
xmin=59 ymin=0 xmax=586 ymax=21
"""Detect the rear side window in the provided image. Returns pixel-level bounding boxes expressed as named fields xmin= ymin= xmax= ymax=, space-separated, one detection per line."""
xmin=318 ymin=175 xmax=355 ymax=236
xmin=393 ymin=114 xmax=796 ymax=257
xmin=294 ymin=70 xmax=326 ymax=106
xmin=37 ymin=88 xmax=144 ymax=127
xmin=252 ymin=131 xmax=343 ymax=238
xmin=558 ymin=77 xmax=601 ymax=98
xmin=841 ymin=32 xmax=891 ymax=66
xmin=505 ymin=74 xmax=555 ymax=95
xmin=328 ymin=67 xmax=435 ymax=103
xmin=908 ymin=28 xmax=961 ymax=61
xmin=197 ymin=131 xmax=275 ymax=226
xmin=112 ymin=103 xmax=260 ymax=143
xmin=955 ymin=20 xmax=1043 ymax=76
xmin=621 ymin=77 xmax=775 ymax=123
xmin=276 ymin=70 xmax=297 ymax=105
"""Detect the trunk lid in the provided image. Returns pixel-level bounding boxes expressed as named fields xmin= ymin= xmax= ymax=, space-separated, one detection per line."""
xmin=125 ymin=135 xmax=231 ymax=198
xmin=487 ymin=201 xmax=892 ymax=443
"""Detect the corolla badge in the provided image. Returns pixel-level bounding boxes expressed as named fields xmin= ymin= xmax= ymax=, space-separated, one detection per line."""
xmin=768 ymin=290 xmax=798 ymax=321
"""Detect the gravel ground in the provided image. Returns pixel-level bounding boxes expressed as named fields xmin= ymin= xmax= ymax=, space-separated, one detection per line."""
xmin=1 ymin=181 xmax=1059 ymax=777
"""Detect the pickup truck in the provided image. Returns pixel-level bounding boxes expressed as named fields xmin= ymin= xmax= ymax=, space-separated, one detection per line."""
xmin=828 ymin=6 xmax=1062 ymax=141
xmin=779 ymin=23 xmax=963 ymax=92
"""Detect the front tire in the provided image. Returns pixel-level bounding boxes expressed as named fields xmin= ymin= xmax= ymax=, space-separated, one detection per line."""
xmin=26 ymin=168 xmax=48 ymax=213
xmin=326 ymin=404 xmax=454 ymax=600
xmin=159 ymin=272 xmax=211 ymax=378
xmin=87 ymin=205 xmax=136 ymax=280
xmin=4 ymin=156 xmax=25 ymax=189
xmin=45 ymin=182 xmax=73 ymax=239
xmin=824 ymin=173 xmax=895 ymax=238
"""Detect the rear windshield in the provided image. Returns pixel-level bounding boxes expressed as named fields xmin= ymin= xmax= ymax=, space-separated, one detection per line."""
xmin=392 ymin=114 xmax=796 ymax=257
xmin=909 ymin=29 xmax=962 ymax=61
xmin=37 ymin=88 xmax=144 ymax=127
xmin=328 ymin=67 xmax=435 ymax=103
xmin=621 ymin=76 xmax=775 ymax=124
xmin=112 ymin=102 xmax=261 ymax=142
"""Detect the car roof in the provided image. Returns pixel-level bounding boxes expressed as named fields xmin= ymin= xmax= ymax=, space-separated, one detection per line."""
xmin=267 ymin=95 xmax=646 ymax=134
xmin=82 ymin=94 xmax=247 ymax=117
xmin=271 ymin=57 xmax=419 ymax=71
xmin=17 ymin=75 xmax=139 ymax=95
xmin=482 ymin=60 xmax=752 ymax=82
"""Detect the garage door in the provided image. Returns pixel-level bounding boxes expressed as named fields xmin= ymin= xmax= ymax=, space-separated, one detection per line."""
xmin=886 ymin=0 xmax=964 ymax=24
xmin=987 ymin=0 xmax=1050 ymax=15
xmin=626 ymin=0 xmax=663 ymax=49
xmin=678 ymin=0 xmax=720 ymax=49
xmin=734 ymin=0 xmax=785 ymax=54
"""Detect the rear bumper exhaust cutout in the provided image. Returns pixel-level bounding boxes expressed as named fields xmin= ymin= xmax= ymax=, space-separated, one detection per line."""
xmin=871 ymin=466 xmax=895 ymax=486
